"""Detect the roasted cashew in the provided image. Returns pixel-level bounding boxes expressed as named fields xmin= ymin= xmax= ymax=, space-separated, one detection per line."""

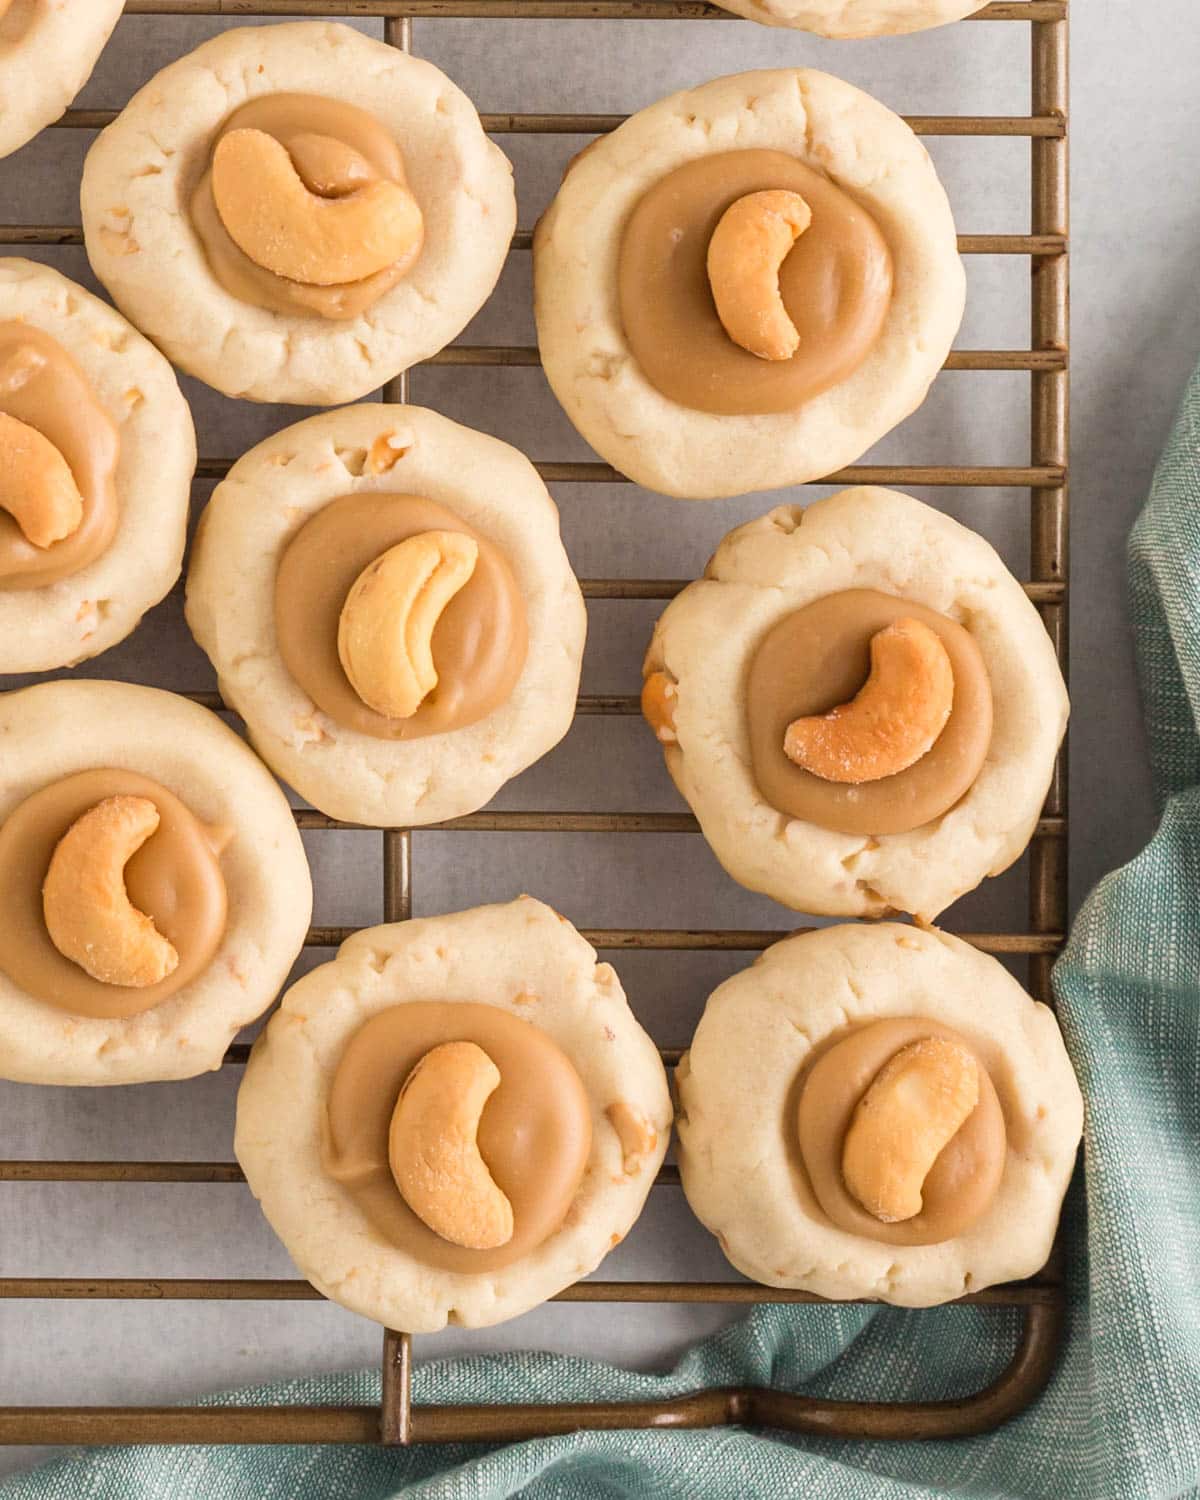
xmin=42 ymin=795 xmax=180 ymax=988
xmin=338 ymin=529 xmax=479 ymax=719
xmin=388 ymin=1041 xmax=515 ymax=1250
xmin=0 ymin=410 xmax=83 ymax=548
xmin=706 ymin=190 xmax=812 ymax=362
xmin=842 ymin=1035 xmax=981 ymax=1223
xmin=211 ymin=128 xmax=424 ymax=287
xmin=784 ymin=617 xmax=954 ymax=784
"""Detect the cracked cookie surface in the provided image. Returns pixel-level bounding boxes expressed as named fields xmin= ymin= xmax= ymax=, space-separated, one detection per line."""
xmin=642 ymin=487 xmax=1068 ymax=919
xmin=0 ymin=680 xmax=311 ymax=1085
xmin=185 ymin=405 xmax=586 ymax=827
xmin=676 ymin=922 xmax=1082 ymax=1306
xmin=235 ymin=897 xmax=672 ymax=1331
xmin=80 ymin=22 xmax=515 ymax=405
xmin=534 ymin=69 xmax=964 ymax=500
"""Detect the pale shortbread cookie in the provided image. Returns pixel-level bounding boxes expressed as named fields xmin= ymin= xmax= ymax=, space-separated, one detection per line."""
xmin=236 ymin=897 xmax=672 ymax=1331
xmin=80 ymin=22 xmax=515 ymax=405
xmin=0 ymin=0 xmax=123 ymax=160
xmin=534 ymin=70 xmax=964 ymax=500
xmin=677 ymin=923 xmax=1082 ymax=1306
xmin=644 ymin=488 xmax=1068 ymax=920
xmin=0 ymin=260 xmax=195 ymax=673
xmin=186 ymin=405 xmax=586 ymax=827
xmin=0 ymin=681 xmax=312 ymax=1086
xmin=716 ymin=0 xmax=984 ymax=37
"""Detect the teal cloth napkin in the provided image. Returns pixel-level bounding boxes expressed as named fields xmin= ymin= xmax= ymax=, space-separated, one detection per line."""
xmin=8 ymin=371 xmax=1200 ymax=1498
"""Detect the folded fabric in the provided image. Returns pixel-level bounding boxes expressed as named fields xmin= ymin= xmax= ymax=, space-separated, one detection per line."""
xmin=7 ymin=370 xmax=1200 ymax=1499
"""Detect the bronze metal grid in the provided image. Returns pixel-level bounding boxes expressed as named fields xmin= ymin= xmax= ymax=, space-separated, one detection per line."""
xmin=0 ymin=0 xmax=1070 ymax=1449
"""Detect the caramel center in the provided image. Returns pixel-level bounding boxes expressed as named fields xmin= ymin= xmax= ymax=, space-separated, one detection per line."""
xmin=0 ymin=323 xmax=119 ymax=591
xmin=191 ymin=93 xmax=423 ymax=322
xmin=795 ymin=1017 xmax=1007 ymax=1247
xmin=618 ymin=149 xmax=893 ymax=416
xmin=324 ymin=1002 xmax=593 ymax=1272
xmin=746 ymin=589 xmax=993 ymax=837
xmin=0 ymin=769 xmax=229 ymax=1019
xmin=275 ymin=493 xmax=528 ymax=742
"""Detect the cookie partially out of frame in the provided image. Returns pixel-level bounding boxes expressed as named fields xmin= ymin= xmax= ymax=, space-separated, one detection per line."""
xmin=0 ymin=260 xmax=194 ymax=673
xmin=81 ymin=22 xmax=515 ymax=405
xmin=0 ymin=0 xmax=123 ymax=161
xmin=535 ymin=69 xmax=964 ymax=500
xmin=677 ymin=923 xmax=1082 ymax=1307
xmin=715 ymin=0 xmax=985 ymax=38
xmin=0 ymin=681 xmax=311 ymax=1086
xmin=236 ymin=898 xmax=672 ymax=1331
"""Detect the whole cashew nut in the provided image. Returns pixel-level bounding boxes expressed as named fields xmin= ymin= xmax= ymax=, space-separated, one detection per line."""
xmin=706 ymin=190 xmax=812 ymax=362
xmin=42 ymin=795 xmax=180 ymax=988
xmin=211 ymin=128 xmax=424 ymax=286
xmin=338 ymin=529 xmax=479 ymax=719
xmin=0 ymin=410 xmax=83 ymax=549
xmin=842 ymin=1035 xmax=981 ymax=1223
xmin=388 ymin=1040 xmax=515 ymax=1250
xmin=784 ymin=618 xmax=954 ymax=784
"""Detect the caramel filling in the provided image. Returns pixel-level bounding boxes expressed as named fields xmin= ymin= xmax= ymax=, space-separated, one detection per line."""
xmin=191 ymin=93 xmax=423 ymax=322
xmin=324 ymin=1002 xmax=593 ymax=1272
xmin=618 ymin=150 xmax=893 ymax=416
xmin=0 ymin=323 xmax=119 ymax=591
xmin=795 ymin=1017 xmax=1006 ymax=1247
xmin=0 ymin=769 xmax=229 ymax=1019
xmin=746 ymin=589 xmax=993 ymax=837
xmin=275 ymin=494 xmax=528 ymax=741
xmin=0 ymin=2 xmax=30 ymax=41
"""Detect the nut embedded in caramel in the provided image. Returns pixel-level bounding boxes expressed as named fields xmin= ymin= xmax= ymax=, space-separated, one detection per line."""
xmin=42 ymin=795 xmax=180 ymax=989
xmin=337 ymin=529 xmax=480 ymax=720
xmin=0 ymin=410 xmax=84 ymax=549
xmin=211 ymin=127 xmax=423 ymax=288
xmin=783 ymin=617 xmax=955 ymax=784
xmin=388 ymin=1041 xmax=515 ymax=1250
xmin=841 ymin=1035 xmax=980 ymax=1223
xmin=706 ymin=190 xmax=812 ymax=362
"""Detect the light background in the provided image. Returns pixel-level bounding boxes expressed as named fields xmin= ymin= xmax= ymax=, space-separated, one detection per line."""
xmin=0 ymin=0 xmax=1196 ymax=1478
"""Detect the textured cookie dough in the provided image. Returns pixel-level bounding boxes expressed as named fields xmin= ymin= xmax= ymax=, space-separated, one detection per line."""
xmin=0 ymin=260 xmax=195 ymax=673
xmin=0 ymin=681 xmax=312 ymax=1086
xmin=0 ymin=0 xmax=123 ymax=160
xmin=715 ymin=0 xmax=984 ymax=37
xmin=80 ymin=22 xmax=516 ymax=405
xmin=236 ymin=897 xmax=672 ymax=1331
xmin=186 ymin=405 xmax=586 ymax=827
xmin=644 ymin=487 xmax=1068 ymax=920
xmin=677 ymin=923 xmax=1082 ymax=1306
xmin=534 ymin=70 xmax=964 ymax=500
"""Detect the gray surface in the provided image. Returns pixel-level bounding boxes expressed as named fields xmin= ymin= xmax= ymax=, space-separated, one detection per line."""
xmin=0 ymin=0 xmax=1196 ymax=1477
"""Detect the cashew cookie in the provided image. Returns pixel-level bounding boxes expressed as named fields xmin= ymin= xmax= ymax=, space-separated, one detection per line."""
xmin=713 ymin=0 xmax=984 ymax=37
xmin=0 ymin=0 xmax=123 ymax=160
xmin=642 ymin=487 xmax=1068 ymax=920
xmin=0 ymin=261 xmax=195 ymax=673
xmin=80 ymin=23 xmax=515 ymax=405
xmin=0 ymin=680 xmax=312 ymax=1085
xmin=235 ymin=897 xmax=672 ymax=1331
xmin=535 ymin=69 xmax=964 ymax=499
xmin=676 ymin=923 xmax=1082 ymax=1306
xmin=185 ymin=405 xmax=586 ymax=827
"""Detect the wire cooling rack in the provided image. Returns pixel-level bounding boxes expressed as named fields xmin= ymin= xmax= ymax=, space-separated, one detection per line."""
xmin=0 ymin=0 xmax=1069 ymax=1448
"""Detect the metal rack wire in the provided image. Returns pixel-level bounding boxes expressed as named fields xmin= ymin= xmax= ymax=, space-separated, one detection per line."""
xmin=0 ymin=0 xmax=1069 ymax=1448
